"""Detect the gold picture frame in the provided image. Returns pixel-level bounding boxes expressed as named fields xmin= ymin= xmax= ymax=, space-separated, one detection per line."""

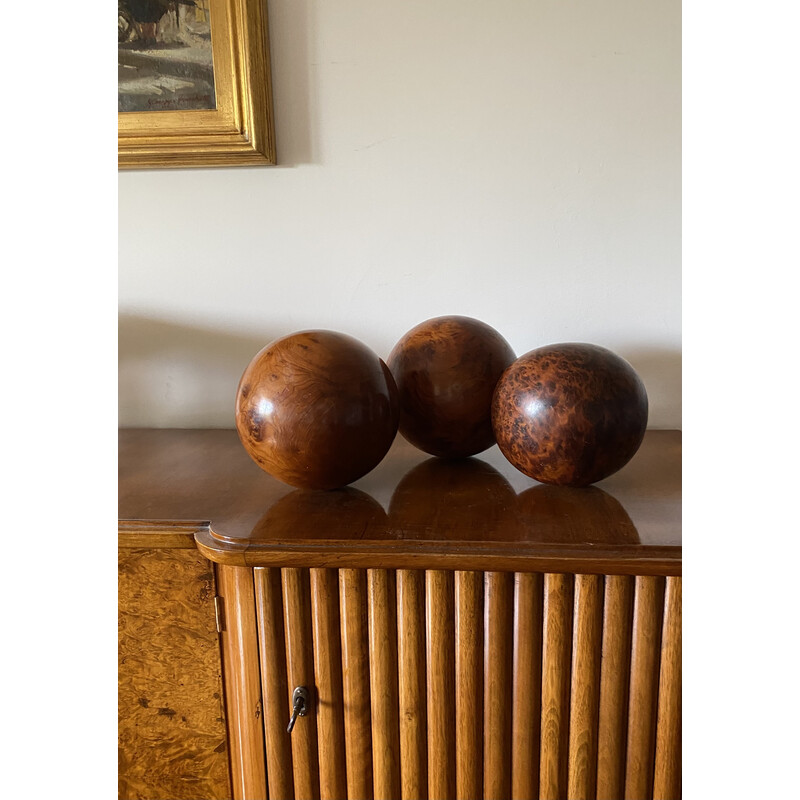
xmin=118 ymin=0 xmax=276 ymax=169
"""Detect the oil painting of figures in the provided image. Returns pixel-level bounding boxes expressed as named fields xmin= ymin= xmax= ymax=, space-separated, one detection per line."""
xmin=118 ymin=0 xmax=217 ymax=112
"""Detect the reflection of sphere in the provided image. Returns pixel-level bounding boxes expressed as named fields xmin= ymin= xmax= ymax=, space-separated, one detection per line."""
xmin=492 ymin=343 xmax=648 ymax=486
xmin=388 ymin=457 xmax=516 ymax=539
xmin=235 ymin=331 xmax=399 ymax=490
xmin=252 ymin=488 xmax=388 ymax=540
xmin=387 ymin=316 xmax=515 ymax=458
xmin=514 ymin=484 xmax=640 ymax=544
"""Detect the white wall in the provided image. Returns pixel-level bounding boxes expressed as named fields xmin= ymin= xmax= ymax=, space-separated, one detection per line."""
xmin=119 ymin=0 xmax=681 ymax=428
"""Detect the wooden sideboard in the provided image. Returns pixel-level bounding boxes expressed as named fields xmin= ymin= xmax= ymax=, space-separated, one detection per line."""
xmin=119 ymin=428 xmax=681 ymax=800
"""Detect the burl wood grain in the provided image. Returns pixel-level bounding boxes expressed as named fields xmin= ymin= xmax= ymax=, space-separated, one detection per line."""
xmin=492 ymin=343 xmax=648 ymax=486
xmin=235 ymin=330 xmax=399 ymax=490
xmin=387 ymin=315 xmax=516 ymax=458
xmin=118 ymin=548 xmax=231 ymax=800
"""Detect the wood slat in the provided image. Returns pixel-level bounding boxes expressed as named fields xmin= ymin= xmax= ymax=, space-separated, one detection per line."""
xmin=567 ymin=574 xmax=604 ymax=800
xmin=254 ymin=568 xmax=294 ymax=800
xmin=368 ymin=569 xmax=402 ymax=800
xmin=283 ymin=568 xmax=320 ymax=800
xmin=340 ymin=569 xmax=374 ymax=800
xmin=483 ymin=571 xmax=514 ymax=800
xmin=426 ymin=570 xmax=456 ymax=800
xmin=511 ymin=572 xmax=543 ymax=800
xmin=624 ymin=576 xmax=666 ymax=800
xmin=217 ymin=565 xmax=268 ymax=800
xmin=596 ymin=575 xmax=635 ymax=800
xmin=455 ymin=571 xmax=483 ymax=800
xmin=539 ymin=572 xmax=574 ymax=800
xmin=310 ymin=569 xmax=348 ymax=800
xmin=397 ymin=569 xmax=428 ymax=800
xmin=653 ymin=577 xmax=681 ymax=800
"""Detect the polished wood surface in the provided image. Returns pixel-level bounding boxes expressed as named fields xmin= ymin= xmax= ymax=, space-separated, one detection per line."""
xmin=625 ymin=576 xmax=666 ymax=800
xmin=596 ymin=575 xmax=635 ymax=800
xmin=310 ymin=569 xmax=348 ymax=800
xmin=387 ymin=315 xmax=516 ymax=457
xmin=217 ymin=565 xmax=268 ymax=800
xmin=235 ymin=330 xmax=399 ymax=489
xmin=120 ymin=428 xmax=680 ymax=575
xmin=397 ymin=570 xmax=428 ymax=800
xmin=118 ymin=547 xmax=231 ymax=800
xmin=455 ymin=571 xmax=483 ymax=800
xmin=653 ymin=577 xmax=682 ymax=800
xmin=492 ymin=343 xmax=648 ymax=486
xmin=253 ymin=568 xmax=294 ymax=800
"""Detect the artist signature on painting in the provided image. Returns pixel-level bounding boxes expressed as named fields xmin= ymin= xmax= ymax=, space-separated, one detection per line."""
xmin=148 ymin=95 xmax=212 ymax=109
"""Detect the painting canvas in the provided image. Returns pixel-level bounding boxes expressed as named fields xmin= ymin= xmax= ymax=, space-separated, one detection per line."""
xmin=118 ymin=0 xmax=217 ymax=113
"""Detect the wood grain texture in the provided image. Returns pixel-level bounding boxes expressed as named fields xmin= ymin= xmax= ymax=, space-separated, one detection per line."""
xmin=282 ymin=568 xmax=320 ymax=800
xmin=118 ymin=548 xmax=231 ymax=800
xmin=455 ymin=571 xmax=483 ymax=800
xmin=567 ymin=574 xmax=604 ymax=800
xmin=397 ymin=570 xmax=428 ymax=800
xmin=483 ymin=571 xmax=514 ymax=800
xmin=368 ymin=570 xmax=402 ymax=800
xmin=310 ymin=569 xmax=348 ymax=800
xmin=426 ymin=570 xmax=456 ymax=800
xmin=511 ymin=572 xmax=544 ymax=800
xmin=625 ymin=576 xmax=666 ymax=800
xmin=254 ymin=568 xmax=294 ymax=800
xmin=340 ymin=569 xmax=374 ymax=800
xmin=235 ymin=330 xmax=399 ymax=489
xmin=539 ymin=572 xmax=574 ymax=800
xmin=596 ymin=575 xmax=635 ymax=800
xmin=217 ymin=564 xmax=268 ymax=800
xmin=653 ymin=577 xmax=681 ymax=800
xmin=387 ymin=315 xmax=516 ymax=458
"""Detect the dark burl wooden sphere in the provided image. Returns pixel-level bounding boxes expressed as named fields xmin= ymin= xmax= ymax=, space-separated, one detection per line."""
xmin=235 ymin=330 xmax=399 ymax=490
xmin=492 ymin=343 xmax=648 ymax=486
xmin=387 ymin=315 xmax=516 ymax=458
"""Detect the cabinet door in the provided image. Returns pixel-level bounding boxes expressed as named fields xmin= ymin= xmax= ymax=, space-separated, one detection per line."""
xmin=248 ymin=567 xmax=680 ymax=800
xmin=119 ymin=543 xmax=232 ymax=800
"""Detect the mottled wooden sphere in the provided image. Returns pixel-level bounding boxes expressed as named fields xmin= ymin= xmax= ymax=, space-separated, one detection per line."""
xmin=235 ymin=330 xmax=399 ymax=490
xmin=387 ymin=315 xmax=516 ymax=458
xmin=492 ymin=343 xmax=648 ymax=486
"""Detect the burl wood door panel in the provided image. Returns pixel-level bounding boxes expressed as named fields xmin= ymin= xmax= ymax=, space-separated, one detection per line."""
xmin=253 ymin=567 xmax=681 ymax=800
xmin=119 ymin=547 xmax=232 ymax=800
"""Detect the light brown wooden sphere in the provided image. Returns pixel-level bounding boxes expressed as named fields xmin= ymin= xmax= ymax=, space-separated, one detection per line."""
xmin=235 ymin=330 xmax=399 ymax=489
xmin=387 ymin=315 xmax=516 ymax=457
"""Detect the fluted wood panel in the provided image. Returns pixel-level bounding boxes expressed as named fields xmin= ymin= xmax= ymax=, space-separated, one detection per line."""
xmin=540 ymin=572 xmax=574 ymax=800
xmin=568 ymin=574 xmax=604 ymax=800
xmin=397 ymin=570 xmax=427 ymax=800
xmin=310 ymin=569 xmax=347 ymax=800
xmin=625 ymin=576 xmax=666 ymax=800
xmin=254 ymin=568 xmax=294 ymax=800
xmin=511 ymin=572 xmax=543 ymax=800
xmin=596 ymin=575 xmax=635 ymax=800
xmin=426 ymin=570 xmax=456 ymax=800
xmin=283 ymin=568 xmax=321 ymax=800
xmin=368 ymin=570 xmax=401 ymax=800
xmin=455 ymin=571 xmax=483 ymax=800
xmin=340 ymin=569 xmax=375 ymax=800
xmin=653 ymin=577 xmax=681 ymax=800
xmin=483 ymin=571 xmax=514 ymax=800
xmin=250 ymin=567 xmax=680 ymax=800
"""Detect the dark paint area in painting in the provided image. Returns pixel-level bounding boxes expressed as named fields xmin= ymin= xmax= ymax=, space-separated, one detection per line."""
xmin=118 ymin=0 xmax=217 ymax=113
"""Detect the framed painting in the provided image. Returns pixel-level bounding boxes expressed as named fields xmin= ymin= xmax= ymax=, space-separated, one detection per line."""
xmin=118 ymin=0 xmax=276 ymax=168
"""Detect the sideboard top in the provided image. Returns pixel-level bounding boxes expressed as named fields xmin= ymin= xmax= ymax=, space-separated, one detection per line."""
xmin=119 ymin=429 xmax=681 ymax=575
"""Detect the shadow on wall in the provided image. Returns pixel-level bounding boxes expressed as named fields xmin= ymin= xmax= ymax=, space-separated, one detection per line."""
xmin=619 ymin=347 xmax=682 ymax=430
xmin=121 ymin=316 xmax=682 ymax=430
xmin=119 ymin=314 xmax=282 ymax=428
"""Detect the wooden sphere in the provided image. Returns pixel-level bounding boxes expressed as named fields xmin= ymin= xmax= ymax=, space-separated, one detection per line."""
xmin=235 ymin=330 xmax=399 ymax=490
xmin=387 ymin=315 xmax=516 ymax=458
xmin=492 ymin=343 xmax=648 ymax=486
